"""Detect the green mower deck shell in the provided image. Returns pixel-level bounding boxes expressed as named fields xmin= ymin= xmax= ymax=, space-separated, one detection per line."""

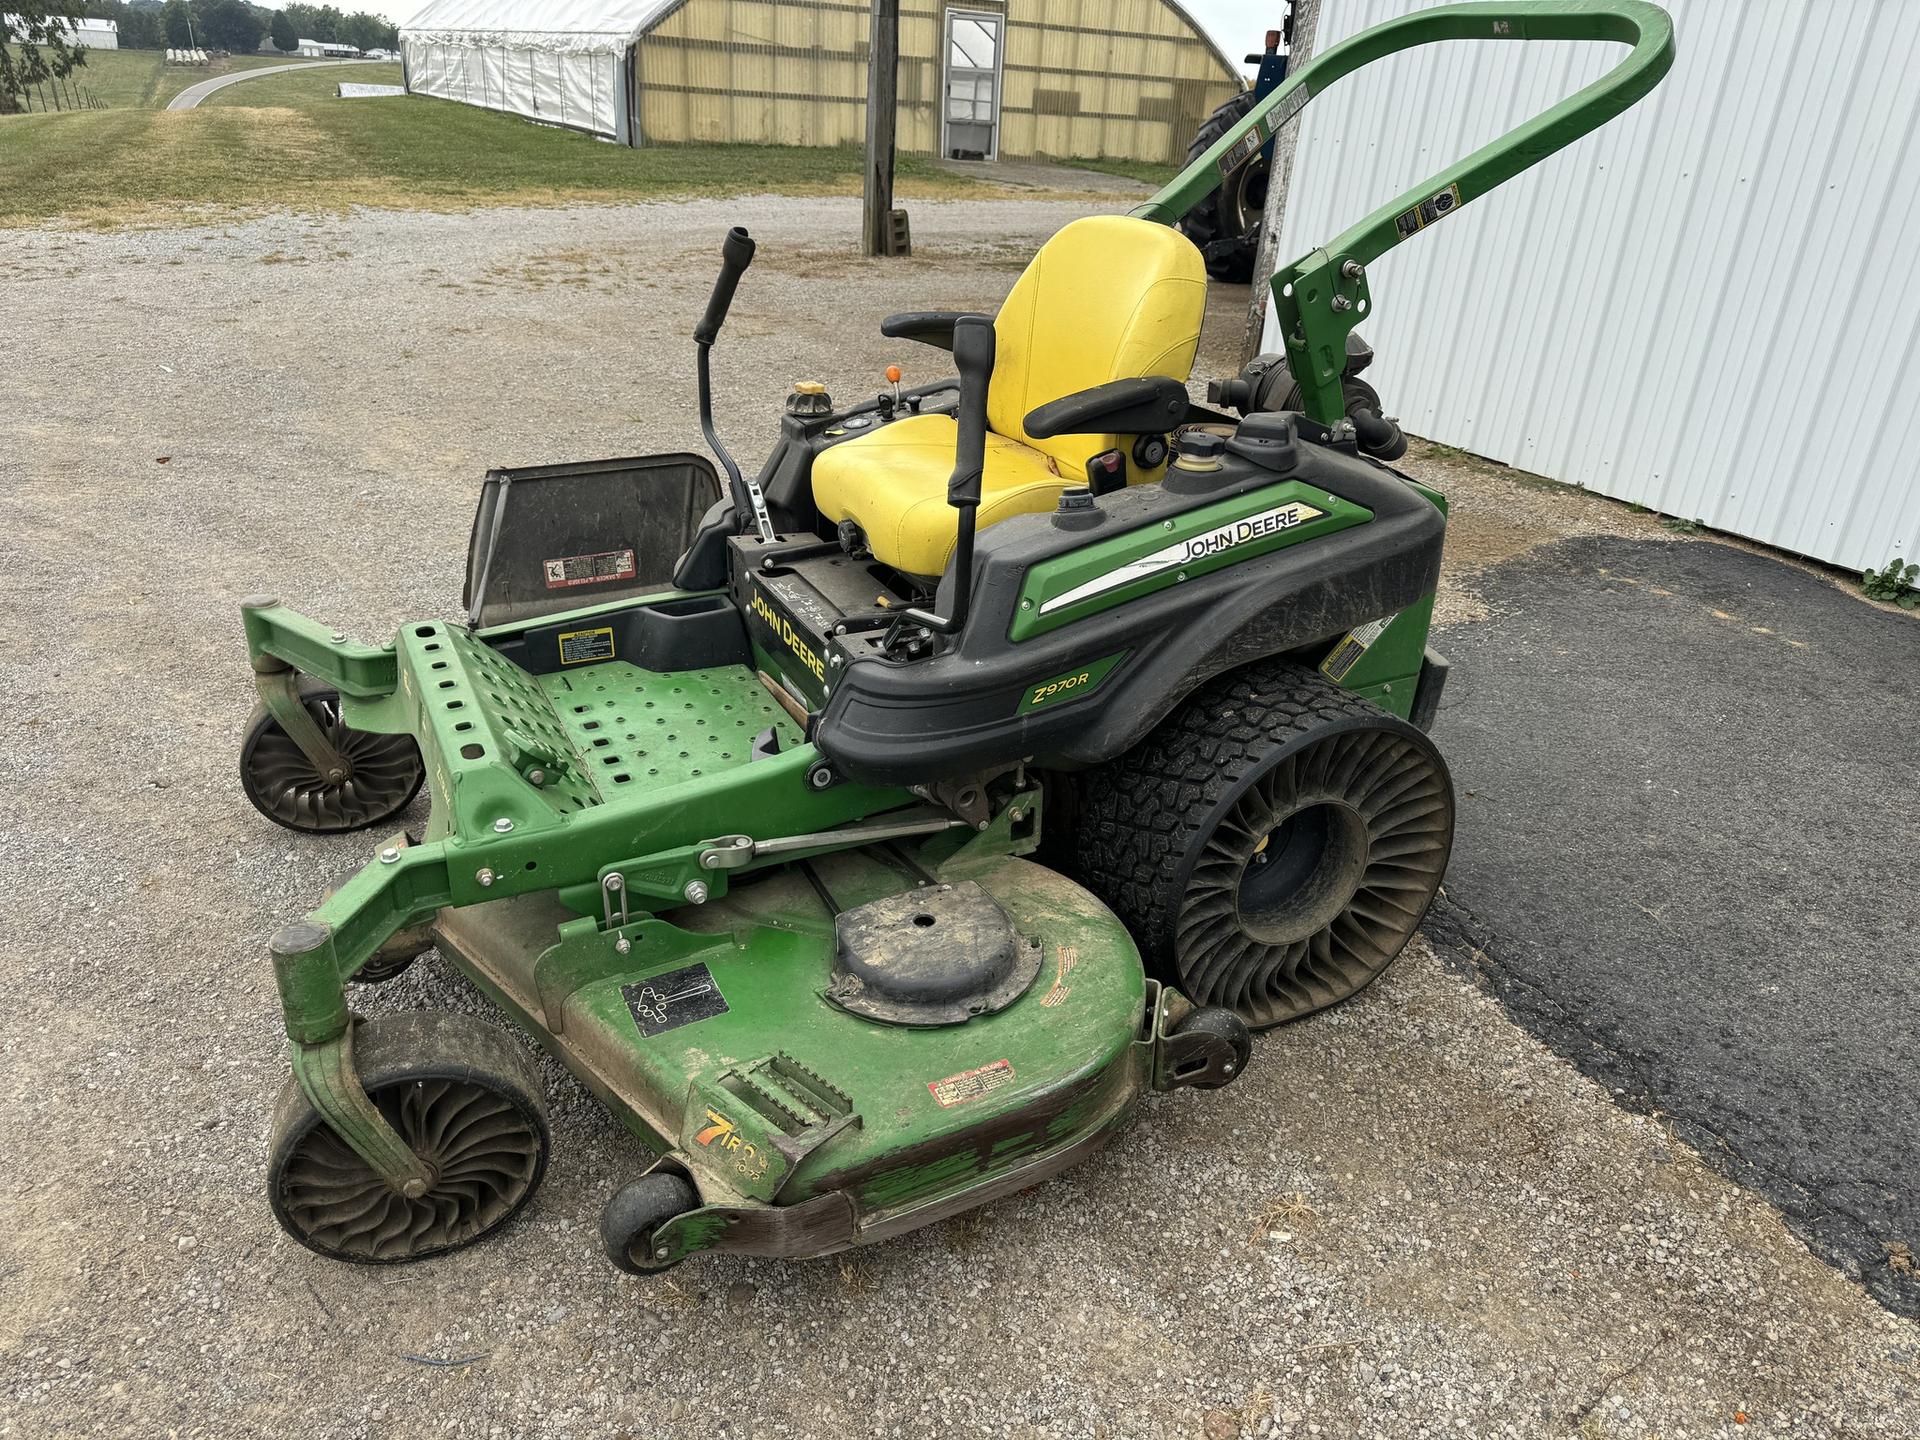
xmin=432 ymin=849 xmax=1149 ymax=1258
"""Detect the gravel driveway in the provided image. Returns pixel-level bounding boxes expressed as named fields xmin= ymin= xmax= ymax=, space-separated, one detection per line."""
xmin=2 ymin=197 xmax=1916 ymax=1438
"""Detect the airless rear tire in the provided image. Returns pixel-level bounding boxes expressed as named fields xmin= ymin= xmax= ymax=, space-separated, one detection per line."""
xmin=1075 ymin=661 xmax=1454 ymax=1030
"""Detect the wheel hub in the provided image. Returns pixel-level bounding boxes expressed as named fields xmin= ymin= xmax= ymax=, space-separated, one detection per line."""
xmin=1236 ymin=799 xmax=1370 ymax=945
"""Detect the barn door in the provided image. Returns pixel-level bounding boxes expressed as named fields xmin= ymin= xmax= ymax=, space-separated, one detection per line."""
xmin=942 ymin=9 xmax=1002 ymax=161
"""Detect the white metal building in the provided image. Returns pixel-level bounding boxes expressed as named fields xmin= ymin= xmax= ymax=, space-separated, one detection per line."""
xmin=3 ymin=13 xmax=118 ymax=48
xmin=1263 ymin=0 xmax=1920 ymax=573
xmin=398 ymin=0 xmax=1239 ymax=159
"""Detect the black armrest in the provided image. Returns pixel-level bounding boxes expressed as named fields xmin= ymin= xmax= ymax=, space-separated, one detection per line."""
xmin=879 ymin=311 xmax=984 ymax=353
xmin=1023 ymin=376 xmax=1190 ymax=439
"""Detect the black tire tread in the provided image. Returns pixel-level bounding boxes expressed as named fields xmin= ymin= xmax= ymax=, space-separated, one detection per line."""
xmin=601 ymin=1172 xmax=700 ymax=1275
xmin=1176 ymin=89 xmax=1260 ymax=281
xmin=1075 ymin=659 xmax=1387 ymax=969
xmin=240 ymin=675 xmax=425 ymax=835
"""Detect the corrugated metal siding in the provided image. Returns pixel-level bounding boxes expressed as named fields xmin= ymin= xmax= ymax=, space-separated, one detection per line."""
xmin=1263 ymin=0 xmax=1920 ymax=573
xmin=634 ymin=0 xmax=1239 ymax=163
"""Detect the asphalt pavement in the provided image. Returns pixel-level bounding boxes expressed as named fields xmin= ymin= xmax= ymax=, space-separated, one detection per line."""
xmin=165 ymin=58 xmax=379 ymax=110
xmin=1428 ymin=533 xmax=1920 ymax=1313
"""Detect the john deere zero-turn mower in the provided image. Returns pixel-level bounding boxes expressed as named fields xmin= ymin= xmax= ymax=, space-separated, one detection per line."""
xmin=236 ymin=3 xmax=1671 ymax=1271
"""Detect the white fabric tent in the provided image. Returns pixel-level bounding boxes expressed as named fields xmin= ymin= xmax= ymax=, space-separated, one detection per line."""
xmin=400 ymin=0 xmax=676 ymax=141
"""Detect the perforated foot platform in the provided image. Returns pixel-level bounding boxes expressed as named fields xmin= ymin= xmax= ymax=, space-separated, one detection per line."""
xmin=538 ymin=662 xmax=801 ymax=794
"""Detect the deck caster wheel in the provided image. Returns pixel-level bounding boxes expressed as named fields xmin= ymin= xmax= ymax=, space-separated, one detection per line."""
xmin=601 ymin=1173 xmax=699 ymax=1275
xmin=1165 ymin=1006 xmax=1252 ymax=1090
xmin=241 ymin=677 xmax=424 ymax=834
xmin=1076 ymin=660 xmax=1454 ymax=1031
xmin=267 ymin=1012 xmax=549 ymax=1263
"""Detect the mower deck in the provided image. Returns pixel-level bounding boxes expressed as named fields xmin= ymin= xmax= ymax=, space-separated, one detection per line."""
xmin=432 ymin=848 xmax=1153 ymax=1259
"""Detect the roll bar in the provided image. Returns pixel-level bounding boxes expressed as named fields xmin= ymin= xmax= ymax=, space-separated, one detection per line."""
xmin=1132 ymin=0 xmax=1675 ymax=427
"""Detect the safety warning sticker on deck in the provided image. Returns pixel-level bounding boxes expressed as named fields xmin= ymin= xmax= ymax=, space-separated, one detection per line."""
xmin=622 ymin=963 xmax=729 ymax=1038
xmin=928 ymin=1059 xmax=1015 ymax=1108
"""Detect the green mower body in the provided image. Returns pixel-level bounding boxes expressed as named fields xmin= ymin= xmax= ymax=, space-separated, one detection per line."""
xmin=236 ymin=1 xmax=1673 ymax=1272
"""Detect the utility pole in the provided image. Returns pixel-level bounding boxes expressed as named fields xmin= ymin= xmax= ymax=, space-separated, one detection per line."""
xmin=1241 ymin=0 xmax=1320 ymax=363
xmin=861 ymin=0 xmax=901 ymax=257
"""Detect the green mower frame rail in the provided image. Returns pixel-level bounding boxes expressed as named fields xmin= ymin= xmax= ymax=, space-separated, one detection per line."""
xmin=238 ymin=0 xmax=1673 ymax=1271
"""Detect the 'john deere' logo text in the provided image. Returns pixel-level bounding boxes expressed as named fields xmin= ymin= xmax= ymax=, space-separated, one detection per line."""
xmin=749 ymin=590 xmax=827 ymax=684
xmin=1039 ymin=498 xmax=1329 ymax=616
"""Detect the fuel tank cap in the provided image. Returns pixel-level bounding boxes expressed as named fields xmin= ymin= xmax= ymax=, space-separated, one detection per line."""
xmin=1172 ymin=430 xmax=1227 ymax=471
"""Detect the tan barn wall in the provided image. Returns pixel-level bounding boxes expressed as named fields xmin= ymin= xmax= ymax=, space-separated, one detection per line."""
xmin=633 ymin=0 xmax=1240 ymax=164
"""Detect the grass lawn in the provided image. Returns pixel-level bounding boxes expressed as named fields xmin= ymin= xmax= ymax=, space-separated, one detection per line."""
xmin=40 ymin=48 xmax=319 ymax=111
xmin=1053 ymin=155 xmax=1184 ymax=188
xmin=0 ymin=61 xmax=999 ymax=226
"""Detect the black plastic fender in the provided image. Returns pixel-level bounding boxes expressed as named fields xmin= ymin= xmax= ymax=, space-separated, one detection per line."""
xmin=815 ymin=430 xmax=1445 ymax=786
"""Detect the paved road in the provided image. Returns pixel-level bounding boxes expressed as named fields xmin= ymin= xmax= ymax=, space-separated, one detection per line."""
xmin=1429 ymin=534 xmax=1920 ymax=1313
xmin=165 ymin=58 xmax=381 ymax=110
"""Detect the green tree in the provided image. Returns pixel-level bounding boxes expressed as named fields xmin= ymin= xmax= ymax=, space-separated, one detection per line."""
xmin=339 ymin=10 xmax=388 ymax=51
xmin=197 ymin=0 xmax=262 ymax=51
xmin=117 ymin=5 xmax=164 ymax=47
xmin=282 ymin=2 xmax=340 ymax=42
xmin=161 ymin=0 xmax=191 ymax=45
xmin=0 ymin=1 xmax=90 ymax=112
xmin=268 ymin=8 xmax=294 ymax=49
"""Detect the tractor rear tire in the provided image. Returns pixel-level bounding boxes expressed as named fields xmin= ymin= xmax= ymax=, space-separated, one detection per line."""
xmin=1176 ymin=90 xmax=1264 ymax=284
xmin=1073 ymin=660 xmax=1453 ymax=1030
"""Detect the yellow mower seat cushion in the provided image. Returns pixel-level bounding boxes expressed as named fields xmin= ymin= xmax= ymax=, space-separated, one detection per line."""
xmin=811 ymin=414 xmax=1075 ymax=577
xmin=813 ymin=215 xmax=1206 ymax=577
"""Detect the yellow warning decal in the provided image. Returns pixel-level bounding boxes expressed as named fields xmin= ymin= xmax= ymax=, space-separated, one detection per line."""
xmin=1320 ymin=614 xmax=1393 ymax=682
xmin=557 ymin=625 xmax=615 ymax=666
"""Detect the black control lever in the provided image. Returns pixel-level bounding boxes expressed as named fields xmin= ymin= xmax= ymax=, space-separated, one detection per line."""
xmin=694 ymin=227 xmax=775 ymax=543
xmin=886 ymin=315 xmax=995 ymax=648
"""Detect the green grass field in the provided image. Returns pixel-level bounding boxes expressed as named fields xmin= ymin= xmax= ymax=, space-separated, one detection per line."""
xmin=0 ymin=60 xmax=1000 ymax=226
xmin=1052 ymin=155 xmax=1184 ymax=188
xmin=41 ymin=48 xmax=317 ymax=110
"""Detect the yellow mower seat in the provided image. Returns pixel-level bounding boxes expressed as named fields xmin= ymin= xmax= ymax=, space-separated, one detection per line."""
xmin=813 ymin=216 xmax=1207 ymax=577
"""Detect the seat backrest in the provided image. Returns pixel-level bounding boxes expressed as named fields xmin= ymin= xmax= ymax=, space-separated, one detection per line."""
xmin=990 ymin=216 xmax=1208 ymax=477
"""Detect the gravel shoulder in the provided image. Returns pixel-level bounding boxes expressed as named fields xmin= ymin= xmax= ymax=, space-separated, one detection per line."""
xmin=2 ymin=197 xmax=1915 ymax=1439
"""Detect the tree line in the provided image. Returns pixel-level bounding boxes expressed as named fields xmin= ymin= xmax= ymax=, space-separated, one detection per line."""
xmin=3 ymin=0 xmax=398 ymax=70
xmin=105 ymin=0 xmax=397 ymax=54
xmin=4 ymin=0 xmax=399 ymax=110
